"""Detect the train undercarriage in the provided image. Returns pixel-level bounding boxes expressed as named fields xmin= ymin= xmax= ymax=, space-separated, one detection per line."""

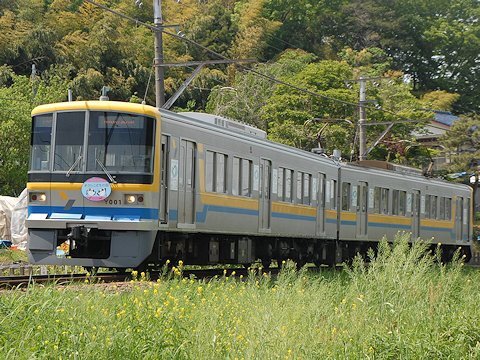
xmin=30 ymin=226 xmax=472 ymax=271
xmin=144 ymin=231 xmax=473 ymax=270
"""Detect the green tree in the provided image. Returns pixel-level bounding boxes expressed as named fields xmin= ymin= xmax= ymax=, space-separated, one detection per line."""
xmin=420 ymin=91 xmax=461 ymax=112
xmin=440 ymin=114 xmax=480 ymax=210
xmin=230 ymin=0 xmax=281 ymax=60
xmin=441 ymin=115 xmax=480 ymax=175
xmin=206 ymin=49 xmax=316 ymax=129
xmin=0 ymin=68 xmax=69 ymax=196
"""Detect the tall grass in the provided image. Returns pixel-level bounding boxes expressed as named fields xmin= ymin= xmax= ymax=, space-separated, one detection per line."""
xmin=1 ymin=233 xmax=479 ymax=359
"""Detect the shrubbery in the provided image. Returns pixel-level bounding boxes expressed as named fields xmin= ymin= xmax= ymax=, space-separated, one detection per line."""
xmin=1 ymin=234 xmax=478 ymax=359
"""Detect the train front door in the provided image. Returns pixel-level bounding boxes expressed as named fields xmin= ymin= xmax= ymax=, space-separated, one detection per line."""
xmin=316 ymin=173 xmax=326 ymax=235
xmin=455 ymin=197 xmax=464 ymax=241
xmin=178 ymin=140 xmax=196 ymax=226
xmin=412 ymin=190 xmax=420 ymax=239
xmin=259 ymin=159 xmax=272 ymax=231
xmin=356 ymin=182 xmax=368 ymax=238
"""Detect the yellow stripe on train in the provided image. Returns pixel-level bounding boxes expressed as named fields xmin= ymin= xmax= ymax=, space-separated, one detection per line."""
xmin=27 ymin=182 xmax=159 ymax=192
xmin=200 ymin=192 xmax=258 ymax=210
xmin=272 ymin=202 xmax=316 ymax=216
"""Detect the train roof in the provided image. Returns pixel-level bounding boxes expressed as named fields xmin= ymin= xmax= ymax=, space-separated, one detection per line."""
xmin=31 ymin=101 xmax=161 ymax=119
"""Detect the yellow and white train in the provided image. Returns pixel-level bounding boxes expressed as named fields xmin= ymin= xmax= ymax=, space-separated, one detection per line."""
xmin=26 ymin=100 xmax=472 ymax=269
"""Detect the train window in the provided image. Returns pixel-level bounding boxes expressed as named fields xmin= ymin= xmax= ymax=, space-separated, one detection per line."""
xmin=241 ymin=159 xmax=252 ymax=197
xmin=445 ymin=198 xmax=452 ymax=220
xmin=399 ymin=191 xmax=406 ymax=216
xmin=216 ymin=153 xmax=227 ymax=193
xmin=278 ymin=168 xmax=293 ymax=202
xmin=206 ymin=151 xmax=228 ymax=193
xmin=439 ymin=197 xmax=445 ymax=220
xmin=331 ymin=180 xmax=337 ymax=209
xmin=425 ymin=195 xmax=431 ymax=218
xmin=206 ymin=151 xmax=214 ymax=192
xmin=342 ymin=183 xmax=351 ymax=211
xmin=277 ymin=168 xmax=284 ymax=200
xmin=233 ymin=157 xmax=240 ymax=195
xmin=374 ymin=187 xmax=381 ymax=213
xmin=381 ymin=188 xmax=389 ymax=214
xmin=296 ymin=172 xmax=302 ymax=201
xmin=431 ymin=196 xmax=438 ymax=219
xmin=295 ymin=171 xmax=311 ymax=205
xmin=303 ymin=173 xmax=311 ymax=205
xmin=54 ymin=112 xmax=85 ymax=171
xmin=30 ymin=114 xmax=53 ymax=171
xmin=392 ymin=190 xmax=399 ymax=215
xmin=86 ymin=112 xmax=154 ymax=174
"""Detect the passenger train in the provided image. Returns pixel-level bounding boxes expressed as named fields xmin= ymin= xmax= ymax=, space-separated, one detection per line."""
xmin=26 ymin=100 xmax=472 ymax=269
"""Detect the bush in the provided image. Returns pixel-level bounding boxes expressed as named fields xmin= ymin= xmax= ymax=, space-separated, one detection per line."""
xmin=0 ymin=233 xmax=478 ymax=359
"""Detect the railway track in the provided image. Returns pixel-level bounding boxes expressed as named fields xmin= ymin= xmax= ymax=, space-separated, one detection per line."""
xmin=0 ymin=272 xmax=129 ymax=289
xmin=0 ymin=265 xmax=288 ymax=289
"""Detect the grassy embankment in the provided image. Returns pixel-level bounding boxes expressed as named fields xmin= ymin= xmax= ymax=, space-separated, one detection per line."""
xmin=0 ymin=248 xmax=27 ymax=265
xmin=1 ymin=233 xmax=480 ymax=359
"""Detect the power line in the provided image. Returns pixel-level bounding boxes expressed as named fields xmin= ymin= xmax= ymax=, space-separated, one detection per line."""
xmin=266 ymin=33 xmax=298 ymax=50
xmin=82 ymin=0 xmax=430 ymax=125
xmin=83 ymin=0 xmax=358 ymax=108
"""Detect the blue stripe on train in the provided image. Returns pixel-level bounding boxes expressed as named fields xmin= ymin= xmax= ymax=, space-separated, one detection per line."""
xmin=29 ymin=205 xmax=459 ymax=238
xmin=28 ymin=206 xmax=158 ymax=219
xmin=271 ymin=212 xmax=315 ymax=222
xmin=196 ymin=205 xmax=258 ymax=223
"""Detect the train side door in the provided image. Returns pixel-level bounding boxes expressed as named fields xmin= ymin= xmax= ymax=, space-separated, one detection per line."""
xmin=259 ymin=159 xmax=272 ymax=231
xmin=412 ymin=190 xmax=420 ymax=239
xmin=356 ymin=182 xmax=368 ymax=238
xmin=316 ymin=173 xmax=326 ymax=235
xmin=178 ymin=140 xmax=196 ymax=227
xmin=159 ymin=135 xmax=169 ymax=223
xmin=455 ymin=197 xmax=464 ymax=241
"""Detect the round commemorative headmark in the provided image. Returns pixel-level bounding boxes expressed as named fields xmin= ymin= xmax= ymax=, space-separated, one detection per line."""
xmin=81 ymin=177 xmax=112 ymax=202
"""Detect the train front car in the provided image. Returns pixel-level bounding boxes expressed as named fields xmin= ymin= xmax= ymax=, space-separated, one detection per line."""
xmin=27 ymin=101 xmax=160 ymax=269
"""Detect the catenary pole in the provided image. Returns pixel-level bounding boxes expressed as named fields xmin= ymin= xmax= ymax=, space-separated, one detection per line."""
xmin=154 ymin=0 xmax=165 ymax=107
xmin=358 ymin=77 xmax=367 ymax=161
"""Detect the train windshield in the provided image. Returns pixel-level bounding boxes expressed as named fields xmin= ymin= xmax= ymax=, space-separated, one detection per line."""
xmin=54 ymin=112 xmax=85 ymax=171
xmin=30 ymin=114 xmax=53 ymax=171
xmin=86 ymin=112 xmax=155 ymax=174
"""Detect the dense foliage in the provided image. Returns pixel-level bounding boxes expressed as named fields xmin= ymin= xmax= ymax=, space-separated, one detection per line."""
xmin=1 ymin=235 xmax=479 ymax=358
xmin=0 ymin=0 xmax=478 ymax=194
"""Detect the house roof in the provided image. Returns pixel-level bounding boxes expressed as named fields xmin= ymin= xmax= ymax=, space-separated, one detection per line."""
xmin=433 ymin=110 xmax=458 ymax=127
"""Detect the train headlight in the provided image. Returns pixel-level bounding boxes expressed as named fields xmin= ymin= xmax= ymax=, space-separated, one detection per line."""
xmin=126 ymin=195 xmax=136 ymax=204
xmin=30 ymin=192 xmax=47 ymax=202
xmin=124 ymin=194 xmax=144 ymax=205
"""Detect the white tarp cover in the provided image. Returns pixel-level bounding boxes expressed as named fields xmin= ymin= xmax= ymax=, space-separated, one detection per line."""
xmin=11 ymin=189 xmax=28 ymax=246
xmin=0 ymin=195 xmax=17 ymax=241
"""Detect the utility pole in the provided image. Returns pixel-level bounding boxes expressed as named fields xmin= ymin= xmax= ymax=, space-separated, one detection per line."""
xmin=358 ymin=77 xmax=367 ymax=161
xmin=153 ymin=0 xmax=165 ymax=107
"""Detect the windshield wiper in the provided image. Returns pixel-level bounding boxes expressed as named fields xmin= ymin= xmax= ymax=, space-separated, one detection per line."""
xmin=96 ymin=158 xmax=117 ymax=184
xmin=66 ymin=155 xmax=82 ymax=177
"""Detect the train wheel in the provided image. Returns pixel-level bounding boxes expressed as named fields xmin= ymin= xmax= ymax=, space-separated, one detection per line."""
xmin=461 ymin=246 xmax=472 ymax=263
xmin=83 ymin=266 xmax=97 ymax=275
xmin=296 ymin=258 xmax=307 ymax=270
xmin=261 ymin=258 xmax=271 ymax=269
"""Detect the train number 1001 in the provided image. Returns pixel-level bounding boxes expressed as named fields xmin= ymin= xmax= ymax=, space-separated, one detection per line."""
xmin=105 ymin=199 xmax=122 ymax=205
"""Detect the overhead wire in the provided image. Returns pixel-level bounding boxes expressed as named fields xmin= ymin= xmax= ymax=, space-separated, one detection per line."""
xmin=83 ymin=0 xmax=432 ymax=125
